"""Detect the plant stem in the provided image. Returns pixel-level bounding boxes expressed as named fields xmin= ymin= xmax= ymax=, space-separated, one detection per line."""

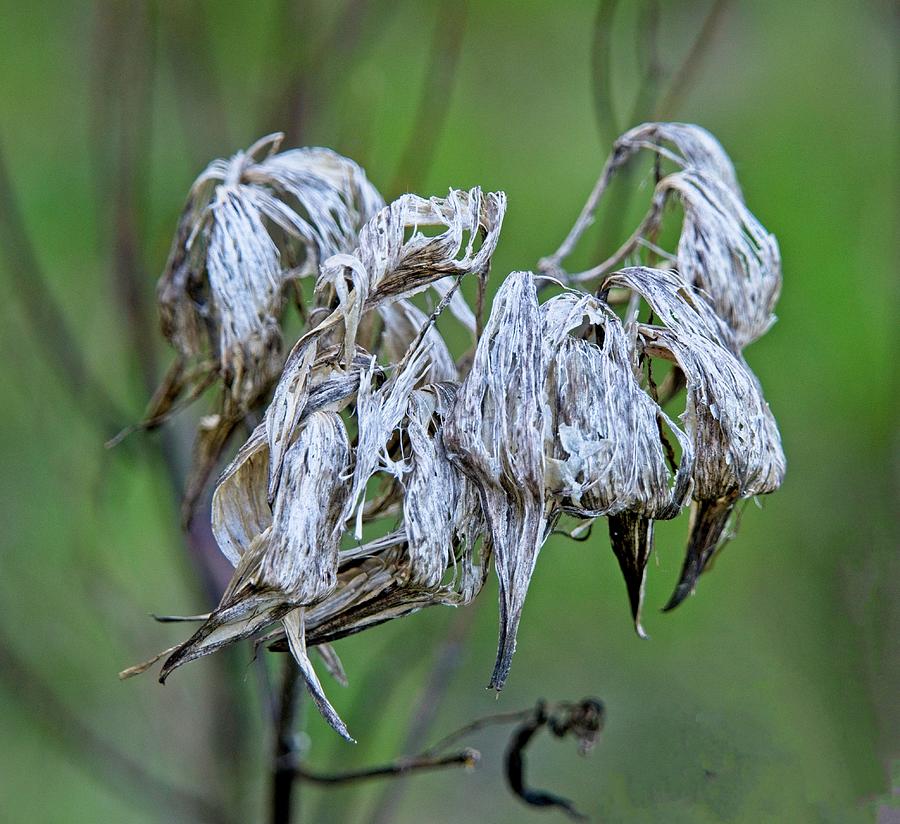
xmin=295 ymin=748 xmax=479 ymax=786
xmin=271 ymin=660 xmax=303 ymax=824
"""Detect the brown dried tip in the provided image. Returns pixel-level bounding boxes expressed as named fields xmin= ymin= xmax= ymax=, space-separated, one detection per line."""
xmin=607 ymin=513 xmax=654 ymax=637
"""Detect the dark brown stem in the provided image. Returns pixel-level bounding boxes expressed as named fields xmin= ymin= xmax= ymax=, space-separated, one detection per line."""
xmin=109 ymin=3 xmax=159 ymax=401
xmin=271 ymin=659 xmax=304 ymax=824
xmin=422 ymin=708 xmax=536 ymax=757
xmin=294 ymin=748 xmax=479 ymax=786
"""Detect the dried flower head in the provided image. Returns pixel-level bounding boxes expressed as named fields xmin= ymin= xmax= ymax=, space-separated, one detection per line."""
xmin=148 ymin=134 xmax=383 ymax=518
xmin=125 ymin=123 xmax=784 ymax=742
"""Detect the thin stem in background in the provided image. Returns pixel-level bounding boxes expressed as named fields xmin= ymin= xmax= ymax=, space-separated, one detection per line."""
xmin=654 ymin=0 xmax=731 ymax=120
xmin=389 ymin=0 xmax=469 ymax=196
xmin=594 ymin=0 xmax=664 ymax=261
xmin=97 ymin=4 xmax=252 ymax=816
xmin=270 ymin=660 xmax=304 ymax=824
xmin=548 ymin=0 xmax=731 ymax=283
xmin=0 ymin=139 xmax=131 ymax=436
xmin=630 ymin=0 xmax=663 ymax=129
xmin=592 ymin=0 xmax=621 ymax=149
xmin=0 ymin=628 xmax=235 ymax=824
xmin=160 ymin=1 xmax=233 ymax=167
xmin=109 ymin=2 xmax=159 ymax=401
xmin=260 ymin=0 xmax=314 ymax=146
xmin=263 ymin=0 xmax=396 ymax=151
xmin=368 ymin=605 xmax=480 ymax=824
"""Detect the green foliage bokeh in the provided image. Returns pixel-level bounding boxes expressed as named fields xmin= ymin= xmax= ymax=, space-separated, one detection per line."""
xmin=0 ymin=1 xmax=894 ymax=822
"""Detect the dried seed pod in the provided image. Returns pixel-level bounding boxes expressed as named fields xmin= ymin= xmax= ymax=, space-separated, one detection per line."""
xmin=214 ymin=352 xmax=371 ymax=556
xmin=444 ymin=270 xmax=547 ymax=690
xmin=541 ymin=290 xmax=693 ymax=634
xmin=255 ymin=411 xmax=351 ymax=603
xmin=604 ymin=267 xmax=785 ymax=608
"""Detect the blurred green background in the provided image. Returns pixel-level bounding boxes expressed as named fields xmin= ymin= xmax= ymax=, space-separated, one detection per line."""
xmin=0 ymin=1 xmax=895 ymax=822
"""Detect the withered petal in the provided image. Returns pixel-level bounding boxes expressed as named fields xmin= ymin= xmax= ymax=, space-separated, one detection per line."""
xmin=261 ymin=411 xmax=351 ymax=604
xmin=316 ymin=188 xmax=506 ymax=356
xmin=283 ymin=609 xmax=354 ymax=742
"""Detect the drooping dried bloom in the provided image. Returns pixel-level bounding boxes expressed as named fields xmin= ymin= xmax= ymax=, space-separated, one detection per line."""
xmin=443 ymin=271 xmax=548 ymax=690
xmin=541 ymin=290 xmax=693 ymax=633
xmin=603 ymin=266 xmax=785 ymax=608
xmin=657 ymin=170 xmax=780 ymax=347
xmin=264 ymin=187 xmax=506 ymax=503
xmin=151 ymin=134 xmax=383 ymax=517
xmin=539 ymin=120 xmax=781 ymax=349
xmin=125 ymin=124 xmax=785 ymax=741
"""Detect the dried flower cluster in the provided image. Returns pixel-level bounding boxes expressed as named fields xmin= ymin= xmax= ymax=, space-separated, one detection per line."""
xmin=126 ymin=122 xmax=785 ymax=741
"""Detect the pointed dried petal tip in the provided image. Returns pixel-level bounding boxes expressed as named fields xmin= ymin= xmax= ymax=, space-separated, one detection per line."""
xmin=443 ymin=271 xmax=547 ymax=690
xmin=158 ymin=587 xmax=291 ymax=683
xmin=604 ymin=267 xmax=784 ymax=606
xmin=607 ymin=513 xmax=653 ymax=637
xmin=662 ymin=495 xmax=736 ymax=612
xmin=284 ymin=609 xmax=354 ymax=742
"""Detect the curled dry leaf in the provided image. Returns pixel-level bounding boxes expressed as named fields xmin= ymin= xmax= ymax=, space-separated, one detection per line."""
xmin=542 ymin=121 xmax=780 ymax=350
xmin=645 ymin=169 xmax=781 ymax=348
xmin=612 ymin=121 xmax=742 ymax=194
xmin=315 ymin=187 xmax=506 ymax=358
